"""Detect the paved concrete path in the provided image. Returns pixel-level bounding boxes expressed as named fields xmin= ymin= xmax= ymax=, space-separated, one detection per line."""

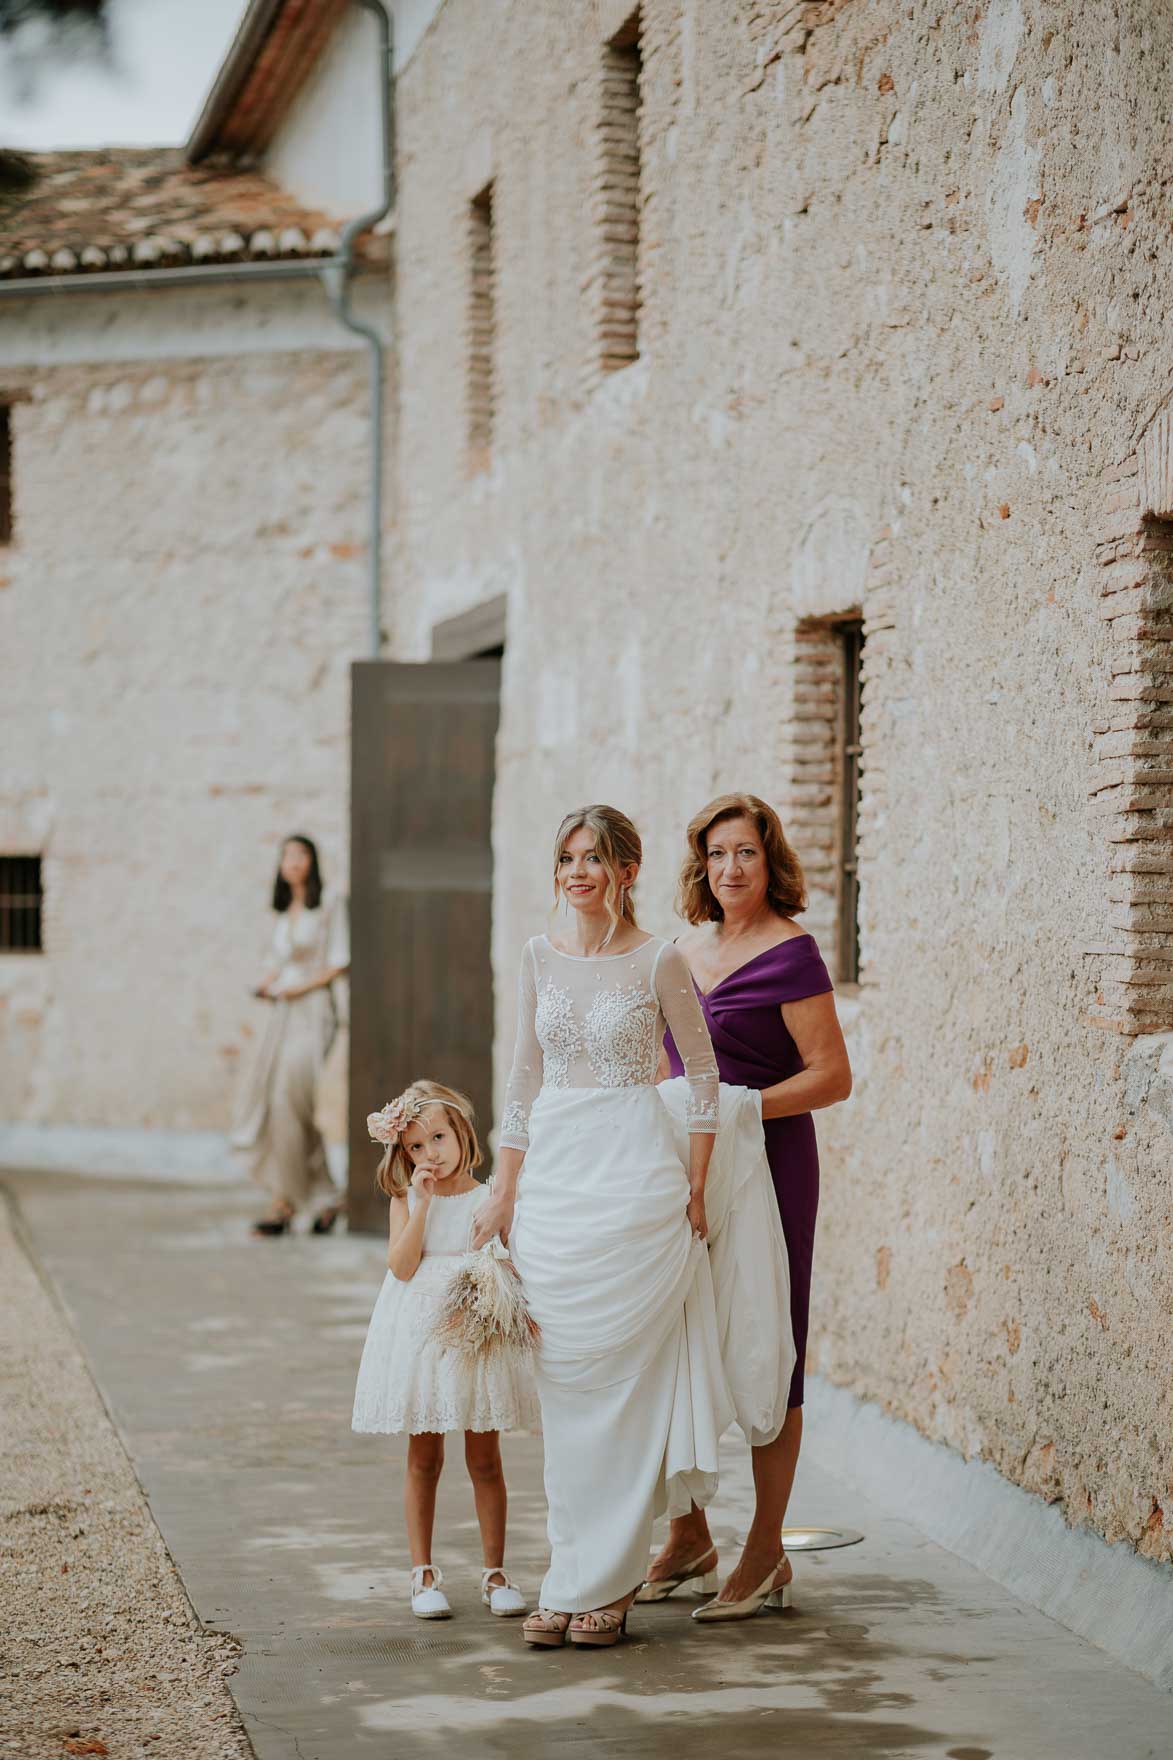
xmin=11 ymin=1172 xmax=1173 ymax=1760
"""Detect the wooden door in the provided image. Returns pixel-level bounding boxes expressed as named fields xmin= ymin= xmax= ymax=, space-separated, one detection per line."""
xmin=348 ymin=659 xmax=500 ymax=1232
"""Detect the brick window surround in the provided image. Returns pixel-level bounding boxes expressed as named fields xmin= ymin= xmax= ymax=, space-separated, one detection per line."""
xmin=778 ymin=523 xmax=896 ymax=991
xmin=783 ymin=615 xmax=865 ymax=985
xmin=467 ymin=181 xmax=495 ymax=471
xmin=1089 ymin=415 xmax=1173 ymax=1034
xmin=585 ymin=8 xmax=642 ymax=383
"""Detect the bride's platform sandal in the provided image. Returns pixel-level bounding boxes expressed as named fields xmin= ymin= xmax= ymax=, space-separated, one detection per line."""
xmin=634 ymin=1546 xmax=719 ymax=1603
xmin=568 ymin=1606 xmax=630 ymax=1648
xmin=692 ymin=1555 xmax=791 ymax=1623
xmin=523 ymin=1609 xmax=571 ymax=1648
xmin=482 ymin=1568 xmax=527 ymax=1617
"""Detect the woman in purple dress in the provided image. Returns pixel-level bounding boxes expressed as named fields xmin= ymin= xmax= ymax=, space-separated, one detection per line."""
xmin=645 ymin=792 xmax=852 ymax=1620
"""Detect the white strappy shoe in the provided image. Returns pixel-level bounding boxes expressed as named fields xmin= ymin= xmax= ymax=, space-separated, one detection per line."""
xmin=481 ymin=1567 xmax=527 ymax=1617
xmin=691 ymin=1556 xmax=791 ymax=1623
xmin=411 ymin=1564 xmax=452 ymax=1619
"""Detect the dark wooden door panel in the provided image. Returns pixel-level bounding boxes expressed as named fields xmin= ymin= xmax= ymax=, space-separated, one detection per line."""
xmin=348 ymin=660 xmax=500 ymax=1232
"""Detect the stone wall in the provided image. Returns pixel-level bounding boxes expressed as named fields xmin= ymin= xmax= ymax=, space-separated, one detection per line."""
xmin=0 ymin=292 xmax=374 ymax=1143
xmin=387 ymin=0 xmax=1173 ymax=1559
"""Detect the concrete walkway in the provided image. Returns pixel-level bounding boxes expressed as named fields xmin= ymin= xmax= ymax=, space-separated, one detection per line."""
xmin=10 ymin=1171 xmax=1173 ymax=1760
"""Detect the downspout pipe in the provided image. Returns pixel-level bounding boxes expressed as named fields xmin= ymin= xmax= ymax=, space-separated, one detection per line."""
xmin=320 ymin=0 xmax=395 ymax=660
xmin=0 ymin=0 xmax=396 ymax=661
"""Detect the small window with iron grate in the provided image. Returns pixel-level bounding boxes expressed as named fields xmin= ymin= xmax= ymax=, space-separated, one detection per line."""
xmin=0 ymin=856 xmax=43 ymax=953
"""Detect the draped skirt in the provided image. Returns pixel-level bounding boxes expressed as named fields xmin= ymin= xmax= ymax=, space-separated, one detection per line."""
xmin=510 ymin=1084 xmax=731 ymax=1612
xmin=510 ymin=1079 xmax=796 ymax=1611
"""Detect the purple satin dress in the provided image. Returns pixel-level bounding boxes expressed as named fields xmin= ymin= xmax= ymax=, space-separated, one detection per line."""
xmin=665 ymin=934 xmax=834 ymax=1409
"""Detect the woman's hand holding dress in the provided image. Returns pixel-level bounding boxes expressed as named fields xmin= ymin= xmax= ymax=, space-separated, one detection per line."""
xmin=471 ymin=1189 xmax=515 ymax=1248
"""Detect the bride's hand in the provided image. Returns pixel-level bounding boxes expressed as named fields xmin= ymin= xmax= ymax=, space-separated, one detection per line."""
xmin=686 ymin=1190 xmax=708 ymax=1243
xmin=471 ymin=1191 xmax=515 ymax=1249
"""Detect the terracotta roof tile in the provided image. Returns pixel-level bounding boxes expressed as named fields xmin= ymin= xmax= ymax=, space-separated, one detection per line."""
xmin=0 ymin=148 xmax=385 ymax=280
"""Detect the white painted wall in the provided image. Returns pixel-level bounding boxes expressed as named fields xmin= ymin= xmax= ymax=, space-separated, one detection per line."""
xmin=266 ymin=6 xmax=385 ymax=219
xmin=0 ymin=276 xmax=388 ymax=371
xmin=390 ymin=0 xmax=444 ymax=72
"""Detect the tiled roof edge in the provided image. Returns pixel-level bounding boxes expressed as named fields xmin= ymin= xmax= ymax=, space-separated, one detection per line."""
xmin=0 ymin=224 xmax=347 ymax=281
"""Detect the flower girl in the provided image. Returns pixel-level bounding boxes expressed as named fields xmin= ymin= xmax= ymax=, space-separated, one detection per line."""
xmin=352 ymin=1079 xmax=539 ymax=1620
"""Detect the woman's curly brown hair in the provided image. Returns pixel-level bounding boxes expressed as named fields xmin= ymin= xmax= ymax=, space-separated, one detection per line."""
xmin=677 ymin=793 xmax=808 ymax=925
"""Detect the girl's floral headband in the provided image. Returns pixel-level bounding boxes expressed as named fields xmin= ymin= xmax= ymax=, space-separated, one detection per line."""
xmin=367 ymin=1090 xmax=467 ymax=1151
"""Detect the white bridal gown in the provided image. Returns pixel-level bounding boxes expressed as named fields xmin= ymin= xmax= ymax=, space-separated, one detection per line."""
xmin=503 ymin=934 xmax=734 ymax=1614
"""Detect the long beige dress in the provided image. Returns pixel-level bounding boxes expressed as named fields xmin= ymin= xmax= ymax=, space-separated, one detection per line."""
xmin=232 ymin=896 xmax=349 ymax=1211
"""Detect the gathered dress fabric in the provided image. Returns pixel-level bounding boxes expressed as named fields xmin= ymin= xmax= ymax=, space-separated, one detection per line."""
xmin=657 ymin=1078 xmax=795 ymax=1447
xmin=503 ymin=935 xmax=732 ymax=1614
xmin=352 ymin=1184 xmax=541 ymax=1436
xmin=231 ymin=897 xmax=349 ymax=1212
xmin=664 ymin=935 xmax=834 ymax=1409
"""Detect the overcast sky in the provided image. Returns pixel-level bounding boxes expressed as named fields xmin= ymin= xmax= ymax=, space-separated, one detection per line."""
xmin=0 ymin=0 xmax=249 ymax=150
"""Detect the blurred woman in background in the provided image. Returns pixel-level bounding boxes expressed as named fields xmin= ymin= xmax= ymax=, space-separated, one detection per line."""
xmin=233 ymin=834 xmax=350 ymax=1237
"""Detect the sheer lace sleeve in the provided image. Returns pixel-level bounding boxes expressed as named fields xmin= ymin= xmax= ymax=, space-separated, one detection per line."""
xmin=652 ymin=942 xmax=719 ymax=1133
xmin=498 ymin=939 xmax=542 ymax=1151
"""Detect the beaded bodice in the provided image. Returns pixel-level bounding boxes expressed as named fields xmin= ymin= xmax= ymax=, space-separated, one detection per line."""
xmin=498 ymin=935 xmax=719 ymax=1151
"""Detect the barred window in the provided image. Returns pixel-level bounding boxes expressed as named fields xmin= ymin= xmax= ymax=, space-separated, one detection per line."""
xmin=0 ymin=856 xmax=42 ymax=953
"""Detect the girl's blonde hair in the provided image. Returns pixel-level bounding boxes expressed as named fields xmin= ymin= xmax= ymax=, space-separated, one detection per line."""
xmin=677 ymin=792 xmax=808 ymax=925
xmin=374 ymin=1079 xmax=483 ymax=1199
xmin=552 ymin=804 xmax=642 ymax=947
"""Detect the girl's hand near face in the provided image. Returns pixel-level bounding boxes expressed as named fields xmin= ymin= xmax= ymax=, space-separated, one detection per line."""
xmin=406 ymin=1161 xmax=433 ymax=1203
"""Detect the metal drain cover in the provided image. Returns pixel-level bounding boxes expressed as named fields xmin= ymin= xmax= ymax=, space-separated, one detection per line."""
xmin=780 ymin=1526 xmax=864 ymax=1550
xmin=295 ymin=1634 xmax=478 ymax=1663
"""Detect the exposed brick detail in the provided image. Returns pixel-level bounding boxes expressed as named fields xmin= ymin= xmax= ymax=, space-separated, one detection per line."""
xmin=583 ymin=11 xmax=642 ymax=384
xmin=779 ymin=535 xmax=892 ymax=980
xmin=1089 ymin=445 xmax=1173 ymax=1032
xmin=467 ymin=183 xmax=495 ymax=472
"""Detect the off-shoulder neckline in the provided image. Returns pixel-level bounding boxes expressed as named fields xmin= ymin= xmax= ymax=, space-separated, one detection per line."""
xmin=693 ymin=933 xmax=814 ymax=998
xmin=538 ymin=932 xmax=660 ymax=963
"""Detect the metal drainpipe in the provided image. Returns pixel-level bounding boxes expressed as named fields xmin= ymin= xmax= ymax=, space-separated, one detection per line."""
xmin=320 ymin=0 xmax=395 ymax=660
xmin=0 ymin=0 xmax=395 ymax=660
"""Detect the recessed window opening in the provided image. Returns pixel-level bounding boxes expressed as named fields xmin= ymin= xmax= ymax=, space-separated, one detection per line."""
xmin=836 ymin=619 xmax=865 ymax=985
xmin=467 ymin=181 xmax=496 ymax=469
xmin=0 ymin=855 xmax=43 ymax=953
xmin=590 ymin=9 xmax=642 ymax=375
xmin=0 ymin=406 xmax=12 ymax=544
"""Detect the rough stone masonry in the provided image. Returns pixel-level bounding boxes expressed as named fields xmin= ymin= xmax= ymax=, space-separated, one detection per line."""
xmin=385 ymin=0 xmax=1173 ymax=1562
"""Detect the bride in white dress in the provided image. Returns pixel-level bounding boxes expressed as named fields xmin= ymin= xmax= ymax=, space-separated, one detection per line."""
xmin=472 ymin=804 xmax=734 ymax=1648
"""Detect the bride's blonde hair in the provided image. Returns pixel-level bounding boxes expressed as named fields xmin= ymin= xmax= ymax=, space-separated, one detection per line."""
xmin=551 ymin=805 xmax=642 ymax=948
xmin=371 ymin=1079 xmax=483 ymax=1199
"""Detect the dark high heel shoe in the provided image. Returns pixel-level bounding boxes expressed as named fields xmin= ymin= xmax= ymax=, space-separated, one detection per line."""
xmin=251 ymin=1205 xmax=293 ymax=1237
xmin=311 ymin=1205 xmax=343 ymax=1235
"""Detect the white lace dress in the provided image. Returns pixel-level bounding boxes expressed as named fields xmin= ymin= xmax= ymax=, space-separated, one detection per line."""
xmin=352 ymin=1184 xmax=540 ymax=1436
xmin=504 ymin=934 xmax=733 ymax=1613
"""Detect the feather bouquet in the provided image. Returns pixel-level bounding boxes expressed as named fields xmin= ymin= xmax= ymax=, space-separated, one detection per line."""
xmin=432 ymin=1247 xmax=541 ymax=1364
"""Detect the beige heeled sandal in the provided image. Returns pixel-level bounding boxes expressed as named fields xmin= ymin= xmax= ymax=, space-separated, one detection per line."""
xmin=523 ymin=1608 xmax=571 ymax=1648
xmin=692 ymin=1553 xmax=792 ymax=1623
xmin=634 ymin=1546 xmax=719 ymax=1603
xmin=568 ymin=1604 xmax=630 ymax=1648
